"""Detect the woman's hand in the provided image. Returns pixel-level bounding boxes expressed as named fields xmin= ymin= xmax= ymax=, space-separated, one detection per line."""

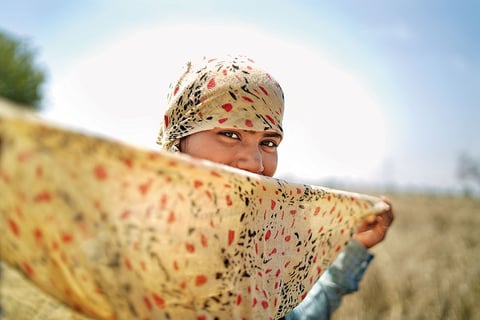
xmin=353 ymin=196 xmax=394 ymax=249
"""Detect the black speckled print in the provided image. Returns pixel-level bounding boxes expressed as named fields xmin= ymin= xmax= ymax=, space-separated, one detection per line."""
xmin=0 ymin=111 xmax=388 ymax=319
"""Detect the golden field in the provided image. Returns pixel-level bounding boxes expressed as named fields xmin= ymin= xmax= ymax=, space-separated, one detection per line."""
xmin=332 ymin=193 xmax=480 ymax=320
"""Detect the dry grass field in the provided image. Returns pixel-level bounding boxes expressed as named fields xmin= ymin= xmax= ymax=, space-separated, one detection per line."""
xmin=332 ymin=192 xmax=480 ymax=320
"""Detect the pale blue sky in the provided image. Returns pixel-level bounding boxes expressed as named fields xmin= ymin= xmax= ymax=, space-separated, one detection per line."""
xmin=1 ymin=0 xmax=479 ymax=193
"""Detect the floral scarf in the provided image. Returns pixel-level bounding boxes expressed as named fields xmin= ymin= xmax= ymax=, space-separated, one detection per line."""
xmin=0 ymin=72 xmax=387 ymax=320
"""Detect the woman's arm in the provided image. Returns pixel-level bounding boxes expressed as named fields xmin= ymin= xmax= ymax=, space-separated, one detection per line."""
xmin=284 ymin=197 xmax=393 ymax=319
xmin=284 ymin=240 xmax=373 ymax=320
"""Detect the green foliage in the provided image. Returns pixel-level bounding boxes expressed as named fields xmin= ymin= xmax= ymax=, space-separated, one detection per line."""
xmin=0 ymin=29 xmax=46 ymax=109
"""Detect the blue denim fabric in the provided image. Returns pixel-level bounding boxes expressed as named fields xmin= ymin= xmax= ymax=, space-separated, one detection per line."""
xmin=284 ymin=240 xmax=374 ymax=320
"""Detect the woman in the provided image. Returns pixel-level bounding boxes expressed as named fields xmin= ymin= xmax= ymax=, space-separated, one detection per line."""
xmin=157 ymin=55 xmax=394 ymax=319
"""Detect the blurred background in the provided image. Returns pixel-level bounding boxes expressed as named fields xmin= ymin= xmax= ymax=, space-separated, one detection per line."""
xmin=1 ymin=0 xmax=479 ymax=195
xmin=1 ymin=1 xmax=480 ymax=319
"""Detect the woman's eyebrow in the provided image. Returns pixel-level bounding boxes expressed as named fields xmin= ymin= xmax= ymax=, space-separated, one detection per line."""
xmin=241 ymin=130 xmax=283 ymax=140
xmin=263 ymin=132 xmax=283 ymax=140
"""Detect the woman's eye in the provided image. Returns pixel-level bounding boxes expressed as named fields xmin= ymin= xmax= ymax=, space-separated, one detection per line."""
xmin=262 ymin=140 xmax=278 ymax=148
xmin=220 ymin=131 xmax=240 ymax=139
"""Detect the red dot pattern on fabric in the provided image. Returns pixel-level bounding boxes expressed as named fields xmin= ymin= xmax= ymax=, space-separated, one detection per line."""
xmin=8 ymin=219 xmax=20 ymax=237
xmin=228 ymin=230 xmax=235 ymax=246
xmin=226 ymin=195 xmax=233 ymax=206
xmin=94 ymin=165 xmax=107 ymax=181
xmin=207 ymin=78 xmax=216 ymax=89
xmin=0 ymin=110 xmax=388 ymax=320
xmin=195 ymin=275 xmax=208 ymax=286
xmin=34 ymin=191 xmax=52 ymax=202
xmin=222 ymin=103 xmax=233 ymax=112
xmin=164 ymin=115 xmax=169 ymax=128
xmin=152 ymin=293 xmax=165 ymax=309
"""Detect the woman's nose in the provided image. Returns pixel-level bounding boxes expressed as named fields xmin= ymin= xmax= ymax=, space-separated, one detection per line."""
xmin=236 ymin=147 xmax=264 ymax=174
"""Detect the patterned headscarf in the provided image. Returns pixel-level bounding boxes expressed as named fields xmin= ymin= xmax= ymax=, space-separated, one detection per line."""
xmin=157 ymin=55 xmax=285 ymax=151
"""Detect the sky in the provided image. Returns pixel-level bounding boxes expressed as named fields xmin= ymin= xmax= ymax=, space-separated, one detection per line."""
xmin=1 ymin=0 xmax=479 ymax=193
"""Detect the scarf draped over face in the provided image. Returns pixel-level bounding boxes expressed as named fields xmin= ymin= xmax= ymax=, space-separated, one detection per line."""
xmin=0 ymin=89 xmax=387 ymax=319
xmin=157 ymin=56 xmax=285 ymax=151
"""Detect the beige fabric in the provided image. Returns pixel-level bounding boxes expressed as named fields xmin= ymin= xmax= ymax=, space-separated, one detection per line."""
xmin=0 ymin=99 xmax=387 ymax=319
xmin=1 ymin=261 xmax=94 ymax=320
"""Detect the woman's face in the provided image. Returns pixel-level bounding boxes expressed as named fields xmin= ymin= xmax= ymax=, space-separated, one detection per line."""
xmin=179 ymin=128 xmax=282 ymax=177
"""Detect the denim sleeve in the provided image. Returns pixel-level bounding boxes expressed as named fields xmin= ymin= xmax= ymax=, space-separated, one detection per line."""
xmin=284 ymin=240 xmax=374 ymax=320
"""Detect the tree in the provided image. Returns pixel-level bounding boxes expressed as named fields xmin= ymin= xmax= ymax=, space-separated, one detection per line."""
xmin=457 ymin=152 xmax=480 ymax=196
xmin=0 ymin=29 xmax=46 ymax=109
